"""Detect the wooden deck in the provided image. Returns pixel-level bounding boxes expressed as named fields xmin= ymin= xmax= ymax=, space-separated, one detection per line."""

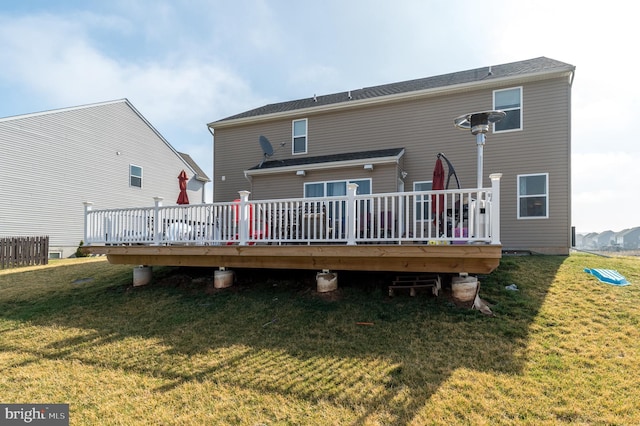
xmin=84 ymin=179 xmax=504 ymax=275
xmin=85 ymin=243 xmax=502 ymax=274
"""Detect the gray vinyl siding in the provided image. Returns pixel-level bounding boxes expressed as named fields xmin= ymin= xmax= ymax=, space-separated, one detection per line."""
xmin=0 ymin=100 xmax=204 ymax=257
xmin=488 ymin=79 xmax=571 ymax=254
xmin=213 ymin=75 xmax=572 ymax=254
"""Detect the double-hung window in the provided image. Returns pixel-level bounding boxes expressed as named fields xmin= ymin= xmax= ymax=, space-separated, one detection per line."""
xmin=518 ymin=173 xmax=548 ymax=219
xmin=292 ymin=118 xmax=307 ymax=154
xmin=130 ymin=164 xmax=142 ymax=188
xmin=494 ymin=87 xmax=522 ymax=132
xmin=414 ymin=181 xmax=433 ymax=221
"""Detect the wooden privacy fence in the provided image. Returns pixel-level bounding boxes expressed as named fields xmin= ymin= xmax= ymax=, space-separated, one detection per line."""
xmin=0 ymin=236 xmax=49 ymax=269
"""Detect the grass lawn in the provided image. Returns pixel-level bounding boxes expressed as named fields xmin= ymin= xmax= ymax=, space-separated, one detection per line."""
xmin=1 ymin=253 xmax=639 ymax=425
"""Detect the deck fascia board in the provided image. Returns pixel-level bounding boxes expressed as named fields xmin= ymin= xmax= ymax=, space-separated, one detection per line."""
xmin=87 ymin=244 xmax=502 ymax=274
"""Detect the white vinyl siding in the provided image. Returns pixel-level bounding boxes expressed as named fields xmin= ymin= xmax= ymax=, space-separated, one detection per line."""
xmin=518 ymin=173 xmax=548 ymax=219
xmin=494 ymin=87 xmax=522 ymax=132
xmin=0 ymin=100 xmax=203 ymax=257
xmin=292 ymin=118 xmax=307 ymax=154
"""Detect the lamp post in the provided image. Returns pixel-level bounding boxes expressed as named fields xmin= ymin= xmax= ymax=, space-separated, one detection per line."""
xmin=454 ymin=110 xmax=506 ymax=188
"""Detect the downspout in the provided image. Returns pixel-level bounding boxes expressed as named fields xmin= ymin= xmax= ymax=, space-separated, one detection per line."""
xmin=567 ymin=68 xmax=576 ymax=251
xmin=207 ymin=125 xmax=215 ymax=202
xmin=244 ymin=170 xmax=253 ymax=188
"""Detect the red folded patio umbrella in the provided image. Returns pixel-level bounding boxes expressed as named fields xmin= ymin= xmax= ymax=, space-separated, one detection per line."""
xmin=177 ymin=170 xmax=189 ymax=205
xmin=431 ymin=157 xmax=445 ymax=216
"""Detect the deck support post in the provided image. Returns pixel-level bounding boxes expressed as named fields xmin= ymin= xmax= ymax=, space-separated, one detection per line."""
xmin=451 ymin=274 xmax=478 ymax=307
xmin=133 ymin=265 xmax=153 ymax=286
xmin=153 ymin=197 xmax=163 ymax=245
xmin=489 ymin=173 xmax=502 ymax=245
xmin=316 ymin=270 xmax=338 ymax=293
xmin=238 ymin=191 xmax=251 ymax=246
xmin=346 ymin=183 xmax=358 ymax=245
xmin=214 ymin=268 xmax=234 ymax=289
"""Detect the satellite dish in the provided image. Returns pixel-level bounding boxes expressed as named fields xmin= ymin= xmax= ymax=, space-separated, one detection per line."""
xmin=259 ymin=135 xmax=274 ymax=157
xmin=258 ymin=135 xmax=285 ymax=167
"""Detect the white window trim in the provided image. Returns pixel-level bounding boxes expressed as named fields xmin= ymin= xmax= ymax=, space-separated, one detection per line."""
xmin=48 ymin=251 xmax=63 ymax=259
xmin=292 ymin=118 xmax=308 ymax=155
xmin=413 ymin=181 xmax=433 ymax=222
xmin=130 ymin=164 xmax=143 ymax=189
xmin=517 ymin=172 xmax=549 ymax=219
xmin=493 ymin=86 xmax=523 ymax=133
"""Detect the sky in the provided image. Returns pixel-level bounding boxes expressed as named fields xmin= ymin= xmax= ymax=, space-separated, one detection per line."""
xmin=0 ymin=0 xmax=637 ymax=234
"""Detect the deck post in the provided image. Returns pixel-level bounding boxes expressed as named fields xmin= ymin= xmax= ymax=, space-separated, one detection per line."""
xmin=346 ymin=183 xmax=358 ymax=245
xmin=489 ymin=173 xmax=502 ymax=244
xmin=238 ymin=191 xmax=251 ymax=246
xmin=83 ymin=201 xmax=93 ymax=244
xmin=153 ymin=197 xmax=163 ymax=245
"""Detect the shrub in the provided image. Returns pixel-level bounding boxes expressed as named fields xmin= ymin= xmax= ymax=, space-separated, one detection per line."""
xmin=75 ymin=240 xmax=90 ymax=258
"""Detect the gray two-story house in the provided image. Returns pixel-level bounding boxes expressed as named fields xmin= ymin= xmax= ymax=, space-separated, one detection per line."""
xmin=208 ymin=57 xmax=575 ymax=255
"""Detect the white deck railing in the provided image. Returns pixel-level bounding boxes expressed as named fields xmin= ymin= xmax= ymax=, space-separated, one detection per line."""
xmin=84 ymin=174 xmax=502 ymax=246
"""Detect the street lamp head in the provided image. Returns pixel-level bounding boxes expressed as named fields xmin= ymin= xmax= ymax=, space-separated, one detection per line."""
xmin=454 ymin=110 xmax=506 ymax=135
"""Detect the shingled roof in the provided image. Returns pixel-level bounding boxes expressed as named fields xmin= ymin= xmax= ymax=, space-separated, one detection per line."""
xmin=247 ymin=147 xmax=405 ymax=172
xmin=178 ymin=152 xmax=211 ymax=182
xmin=214 ymin=57 xmax=574 ymax=124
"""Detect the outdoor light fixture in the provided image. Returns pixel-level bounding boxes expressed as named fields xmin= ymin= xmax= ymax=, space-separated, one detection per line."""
xmin=363 ymin=164 xmax=374 ymax=171
xmin=454 ymin=110 xmax=506 ymax=188
xmin=296 ymin=170 xmax=306 ymax=176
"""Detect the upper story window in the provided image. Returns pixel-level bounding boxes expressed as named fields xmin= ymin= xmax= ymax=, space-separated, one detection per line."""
xmin=494 ymin=87 xmax=522 ymax=132
xmin=414 ymin=181 xmax=433 ymax=221
xmin=518 ymin=173 xmax=548 ymax=219
xmin=130 ymin=164 xmax=143 ymax=188
xmin=292 ymin=118 xmax=307 ymax=154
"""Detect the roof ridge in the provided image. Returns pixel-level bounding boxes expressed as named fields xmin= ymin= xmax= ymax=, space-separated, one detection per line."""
xmin=0 ymin=98 xmax=129 ymax=122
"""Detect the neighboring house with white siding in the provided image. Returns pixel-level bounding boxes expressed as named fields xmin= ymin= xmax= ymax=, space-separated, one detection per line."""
xmin=208 ymin=57 xmax=575 ymax=255
xmin=0 ymin=99 xmax=209 ymax=258
xmin=596 ymin=230 xmax=615 ymax=249
xmin=615 ymin=227 xmax=640 ymax=250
